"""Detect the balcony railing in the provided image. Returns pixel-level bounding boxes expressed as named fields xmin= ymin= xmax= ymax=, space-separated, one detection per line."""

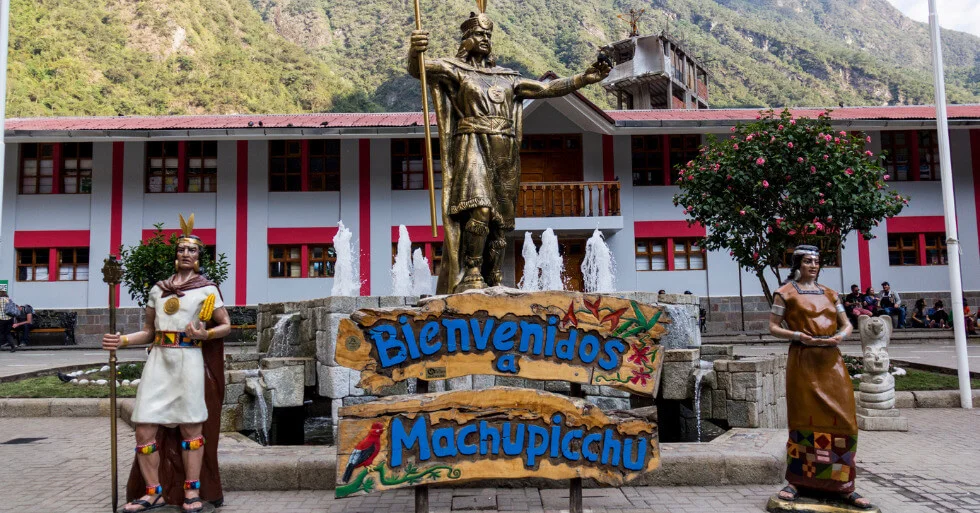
xmin=517 ymin=181 xmax=621 ymax=218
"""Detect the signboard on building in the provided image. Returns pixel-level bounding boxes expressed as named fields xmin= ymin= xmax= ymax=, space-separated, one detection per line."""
xmin=334 ymin=289 xmax=668 ymax=397
xmin=0 ymin=280 xmax=7 ymax=292
xmin=335 ymin=387 xmax=660 ymax=498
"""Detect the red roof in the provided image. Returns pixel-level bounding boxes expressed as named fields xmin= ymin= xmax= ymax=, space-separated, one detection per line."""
xmin=5 ymin=105 xmax=980 ymax=132
xmin=608 ymin=105 xmax=980 ymax=122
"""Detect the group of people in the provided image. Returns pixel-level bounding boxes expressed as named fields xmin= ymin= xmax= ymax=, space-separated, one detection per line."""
xmin=0 ymin=290 xmax=33 ymax=351
xmin=842 ymin=281 xmax=976 ymax=334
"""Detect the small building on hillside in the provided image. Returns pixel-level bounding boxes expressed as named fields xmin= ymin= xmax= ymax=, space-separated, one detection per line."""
xmin=600 ymin=31 xmax=710 ymax=110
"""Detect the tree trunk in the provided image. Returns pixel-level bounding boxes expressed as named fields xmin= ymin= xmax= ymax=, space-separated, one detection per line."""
xmin=757 ymin=270 xmax=773 ymax=306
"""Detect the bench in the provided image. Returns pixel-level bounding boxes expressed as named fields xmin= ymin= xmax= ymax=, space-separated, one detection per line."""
xmin=18 ymin=310 xmax=77 ymax=346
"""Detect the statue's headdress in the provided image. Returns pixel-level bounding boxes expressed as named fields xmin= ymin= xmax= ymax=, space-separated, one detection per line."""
xmin=792 ymin=245 xmax=820 ymax=258
xmin=460 ymin=0 xmax=493 ymax=37
xmin=177 ymin=213 xmax=205 ymax=249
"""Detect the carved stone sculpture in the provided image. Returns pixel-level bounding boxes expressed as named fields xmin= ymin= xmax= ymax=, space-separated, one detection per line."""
xmin=855 ymin=315 xmax=908 ymax=431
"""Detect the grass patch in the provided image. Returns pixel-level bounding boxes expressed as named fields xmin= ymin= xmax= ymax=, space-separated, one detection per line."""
xmin=0 ymin=375 xmax=138 ymax=398
xmin=851 ymin=368 xmax=980 ymax=391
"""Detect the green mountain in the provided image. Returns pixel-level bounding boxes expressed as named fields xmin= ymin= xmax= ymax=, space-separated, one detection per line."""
xmin=7 ymin=0 xmax=980 ymax=117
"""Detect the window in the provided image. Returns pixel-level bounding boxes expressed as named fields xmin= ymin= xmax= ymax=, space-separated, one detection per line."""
xmin=19 ymin=143 xmax=55 ymax=194
xmin=635 ymin=239 xmax=667 ymax=271
xmin=185 ymin=141 xmax=218 ymax=192
xmin=16 ymin=248 xmax=49 ymax=281
xmin=146 ymin=141 xmax=179 ymax=193
xmin=58 ymin=248 xmax=89 ymax=281
xmin=780 ymin=237 xmax=842 ymax=268
xmin=672 ymin=238 xmax=706 ymax=270
xmin=391 ymin=139 xmax=442 ymax=190
xmin=924 ymin=233 xmax=947 ymax=265
xmin=391 ymin=241 xmax=443 ymax=276
xmin=308 ymin=245 xmax=337 ymax=278
xmin=270 ymin=140 xmax=341 ymax=192
xmin=879 ymin=130 xmax=940 ymax=181
xmin=269 ymin=246 xmax=302 ymax=278
xmin=631 ymin=134 xmax=700 ymax=186
xmin=61 ymin=143 xmax=93 ymax=194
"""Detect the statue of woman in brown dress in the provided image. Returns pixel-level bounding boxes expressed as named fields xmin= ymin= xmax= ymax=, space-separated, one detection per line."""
xmin=407 ymin=7 xmax=610 ymax=294
xmin=768 ymin=245 xmax=874 ymax=510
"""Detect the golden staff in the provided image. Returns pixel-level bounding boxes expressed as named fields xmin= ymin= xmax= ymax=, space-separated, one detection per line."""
xmin=101 ymin=256 xmax=124 ymax=513
xmin=412 ymin=0 xmax=439 ymax=238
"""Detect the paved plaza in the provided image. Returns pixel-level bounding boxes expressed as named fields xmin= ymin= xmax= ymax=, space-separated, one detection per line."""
xmin=1 ymin=408 xmax=978 ymax=512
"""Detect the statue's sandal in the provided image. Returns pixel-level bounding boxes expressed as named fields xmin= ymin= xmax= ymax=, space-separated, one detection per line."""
xmin=120 ymin=493 xmax=166 ymax=513
xmin=183 ymin=497 xmax=205 ymax=513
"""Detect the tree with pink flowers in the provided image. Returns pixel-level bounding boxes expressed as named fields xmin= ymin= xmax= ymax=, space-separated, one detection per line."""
xmin=673 ymin=109 xmax=908 ymax=304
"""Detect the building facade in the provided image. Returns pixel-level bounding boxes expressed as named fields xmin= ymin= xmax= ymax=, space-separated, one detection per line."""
xmin=3 ymin=99 xmax=980 ymax=332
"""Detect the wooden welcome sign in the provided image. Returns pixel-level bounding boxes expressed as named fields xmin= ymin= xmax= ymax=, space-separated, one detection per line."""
xmin=334 ymin=289 xmax=667 ymax=397
xmin=335 ymin=387 xmax=660 ymax=498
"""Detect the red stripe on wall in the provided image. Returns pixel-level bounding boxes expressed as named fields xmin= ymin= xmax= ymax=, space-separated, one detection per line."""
xmin=391 ymin=225 xmax=445 ymax=242
xmin=141 ymin=229 xmax=217 ymax=245
xmin=602 ymin=135 xmax=615 ymax=182
xmin=267 ymin=227 xmax=339 ymax=245
xmin=110 ymin=142 xmax=125 ymax=307
xmin=14 ymin=230 xmax=90 ymax=247
xmin=235 ymin=141 xmax=249 ymax=306
xmin=886 ymin=215 xmax=945 ymax=233
xmin=359 ymin=139 xmax=371 ymax=296
xmin=972 ymin=130 xmax=980 ymax=262
xmin=858 ymin=236 xmax=871 ymax=291
xmin=47 ymin=248 xmax=58 ymax=282
xmin=633 ymin=220 xmax=706 ymax=238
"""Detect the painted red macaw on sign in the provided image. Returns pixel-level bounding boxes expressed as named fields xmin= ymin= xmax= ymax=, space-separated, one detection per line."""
xmin=342 ymin=422 xmax=384 ymax=483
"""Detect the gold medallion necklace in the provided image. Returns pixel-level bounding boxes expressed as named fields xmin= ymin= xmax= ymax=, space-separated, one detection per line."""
xmin=164 ymin=296 xmax=180 ymax=315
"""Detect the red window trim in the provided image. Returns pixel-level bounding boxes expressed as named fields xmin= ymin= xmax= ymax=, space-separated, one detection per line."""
xmin=634 ymin=221 xmax=706 ymax=272
xmin=267 ymin=227 xmax=340 ymax=245
xmin=886 ymin=216 xmax=945 ymax=234
xmin=14 ymin=230 xmax=90 ymax=248
xmin=141 ymin=228 xmax=217 ymax=245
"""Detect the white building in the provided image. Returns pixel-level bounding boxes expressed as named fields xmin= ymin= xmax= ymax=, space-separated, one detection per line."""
xmin=4 ymin=99 xmax=979 ymax=332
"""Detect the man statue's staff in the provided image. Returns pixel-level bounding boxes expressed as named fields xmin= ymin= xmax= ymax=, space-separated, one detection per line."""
xmin=101 ymin=255 xmax=124 ymax=513
xmin=412 ymin=0 xmax=440 ymax=237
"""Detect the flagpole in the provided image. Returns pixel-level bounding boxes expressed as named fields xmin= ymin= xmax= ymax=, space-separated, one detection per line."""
xmin=0 ymin=0 xmax=11 ymax=231
xmin=413 ymin=0 xmax=439 ymax=238
xmin=928 ymin=0 xmax=972 ymax=409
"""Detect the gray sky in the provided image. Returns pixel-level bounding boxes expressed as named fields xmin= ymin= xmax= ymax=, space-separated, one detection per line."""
xmin=885 ymin=0 xmax=980 ymax=37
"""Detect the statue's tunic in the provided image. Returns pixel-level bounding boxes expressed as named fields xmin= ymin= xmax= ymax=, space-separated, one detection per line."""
xmin=776 ymin=282 xmax=858 ymax=494
xmin=131 ymin=283 xmax=223 ymax=424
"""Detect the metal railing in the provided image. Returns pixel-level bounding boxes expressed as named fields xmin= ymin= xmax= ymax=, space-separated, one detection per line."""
xmin=517 ymin=181 xmax=621 ymax=218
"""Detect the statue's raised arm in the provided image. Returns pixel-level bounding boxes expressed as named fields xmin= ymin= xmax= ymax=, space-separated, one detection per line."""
xmin=407 ymin=8 xmax=608 ymax=295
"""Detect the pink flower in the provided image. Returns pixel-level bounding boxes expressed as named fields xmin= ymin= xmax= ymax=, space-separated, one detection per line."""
xmin=815 ymin=221 xmax=825 ymax=231
xmin=789 ymin=230 xmax=797 ymax=235
xmin=895 ymin=194 xmax=902 ymax=200
xmin=753 ymin=251 xmax=760 ymax=260
xmin=834 ymin=137 xmax=840 ymax=144
xmin=845 ymin=168 xmax=854 ymax=175
xmin=823 ymin=154 xmax=829 ymax=160
xmin=762 ymin=180 xmax=770 ymax=188
xmin=788 ymin=142 xmax=794 ymax=148
xmin=767 ymin=226 xmax=773 ymax=233
xmin=730 ymin=126 xmax=736 ymax=132
xmin=826 ymin=182 xmax=832 ymax=187
xmin=771 ymin=136 xmax=776 ymax=143
xmin=739 ymin=210 xmax=746 ymax=216
xmin=839 ymin=131 xmax=847 ymax=136
xmin=726 ymin=174 xmax=733 ymax=180
xmin=785 ymin=175 xmax=792 ymax=181
xmin=733 ymin=143 xmax=739 ymax=150
xmin=819 ymin=192 xmax=825 ymax=197
xmin=790 ymin=119 xmax=797 ymax=125
xmin=810 ymin=166 xmax=817 ymax=174
xmin=819 ymin=199 xmax=826 ymax=205
xmin=778 ymin=124 xmax=784 ymax=130
xmin=865 ymin=150 xmax=873 ymax=156
xmin=825 ymin=134 xmax=832 ymax=141
xmin=866 ymin=136 xmax=872 ymax=143
xmin=883 ymin=174 xmax=891 ymax=180
xmin=746 ymin=135 xmax=754 ymax=141
xmin=756 ymin=157 xmax=766 ymax=165
xmin=687 ymin=160 xmax=694 ymax=168
xmin=798 ymin=157 xmax=804 ymax=163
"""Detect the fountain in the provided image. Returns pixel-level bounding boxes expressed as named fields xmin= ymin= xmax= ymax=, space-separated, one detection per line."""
xmin=330 ymin=221 xmax=359 ymax=296
xmin=519 ymin=232 xmax=540 ymax=292
xmin=411 ymin=248 xmax=433 ymax=296
xmin=244 ymin=371 xmax=271 ymax=445
xmin=691 ymin=360 xmax=714 ymax=442
xmin=391 ymin=225 xmax=413 ymax=295
xmin=265 ymin=313 xmax=299 ymax=357
xmin=582 ymin=229 xmax=616 ymax=293
xmin=538 ymin=228 xmax=565 ymax=291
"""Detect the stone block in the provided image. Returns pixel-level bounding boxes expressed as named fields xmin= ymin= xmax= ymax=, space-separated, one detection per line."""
xmin=225 ymin=353 xmax=263 ymax=363
xmin=711 ymin=389 xmax=728 ymax=419
xmin=3 ymin=399 xmax=50 ymax=417
xmin=726 ymin=358 xmax=765 ymax=372
xmin=354 ymin=297 xmax=381 ymax=309
xmin=657 ymin=304 xmax=701 ymax=349
xmin=894 ymin=391 xmax=915 ymax=409
xmin=661 ymin=360 xmax=696 ymax=400
xmin=317 ymin=364 xmax=353 ymax=399
xmin=297 ymin=454 xmax=336 ymax=490
xmin=472 ymin=375 xmax=495 ymax=390
xmin=220 ymin=404 xmax=243 ymax=432
xmin=729 ymin=372 xmax=761 ymax=401
xmin=447 ymin=376 xmax=473 ymax=390
xmin=545 ymin=380 xmax=571 ymax=393
xmin=224 ymin=383 xmax=246 ymax=405
xmin=599 ymin=385 xmax=630 ymax=398
xmin=375 ymin=381 xmax=408 ymax=396
xmin=700 ymin=344 xmax=734 ymax=357
xmin=226 ymin=370 xmax=257 ymax=384
xmin=495 ymin=376 xmax=528 ymax=388
xmin=712 ymin=360 xmax=728 ymax=372
xmin=226 ymin=360 xmax=261 ymax=371
xmin=379 ymin=295 xmax=421 ymax=307
xmin=726 ymin=400 xmax=760 ymax=428
xmin=587 ymin=396 xmax=630 ymax=411
xmin=343 ymin=395 xmax=380 ymax=406
xmin=263 ymin=365 xmax=306 ymax=408
xmin=331 ymin=398 xmax=343 ymax=426
xmin=49 ymin=399 xmax=107 ymax=417
xmin=315 ymin=331 xmax=338 ymax=367
xmin=913 ymin=390 xmax=961 ymax=408
xmin=857 ymin=414 xmax=909 ymax=431
xmin=349 ymin=371 xmax=366 ymax=397
xmin=318 ymin=296 xmax=357 ymax=314
xmin=665 ymin=348 xmax=699 ymax=362
xmin=656 ymin=293 xmax=699 ymax=305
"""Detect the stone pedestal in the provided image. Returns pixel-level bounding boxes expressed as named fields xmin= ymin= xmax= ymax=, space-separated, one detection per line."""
xmin=856 ymin=405 xmax=908 ymax=431
xmin=766 ymin=495 xmax=880 ymax=512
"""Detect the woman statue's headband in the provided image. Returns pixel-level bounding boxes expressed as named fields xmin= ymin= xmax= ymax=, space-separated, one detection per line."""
xmin=793 ymin=245 xmax=820 ymax=257
xmin=177 ymin=213 xmax=204 ymax=248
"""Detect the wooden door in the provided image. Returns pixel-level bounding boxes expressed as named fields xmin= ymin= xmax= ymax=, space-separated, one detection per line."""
xmin=520 ymin=134 xmax=583 ymax=216
xmin=515 ymin=237 xmax=586 ymax=292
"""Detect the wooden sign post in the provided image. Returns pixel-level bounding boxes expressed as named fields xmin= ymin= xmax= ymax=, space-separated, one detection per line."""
xmin=334 ymin=289 xmax=667 ymax=508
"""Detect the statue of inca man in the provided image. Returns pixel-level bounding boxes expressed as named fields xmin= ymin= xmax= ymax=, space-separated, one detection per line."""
xmin=408 ymin=3 xmax=611 ymax=294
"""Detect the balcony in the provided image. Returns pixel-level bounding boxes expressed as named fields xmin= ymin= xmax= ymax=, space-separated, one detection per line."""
xmin=515 ymin=181 xmax=623 ymax=233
